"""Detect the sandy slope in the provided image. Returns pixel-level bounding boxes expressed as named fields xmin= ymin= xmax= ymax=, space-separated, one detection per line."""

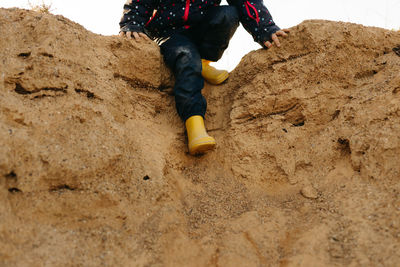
xmin=1 ymin=8 xmax=400 ymax=266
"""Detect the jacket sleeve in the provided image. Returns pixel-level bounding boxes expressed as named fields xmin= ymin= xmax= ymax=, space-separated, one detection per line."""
xmin=119 ymin=0 xmax=155 ymax=33
xmin=227 ymin=0 xmax=280 ymax=48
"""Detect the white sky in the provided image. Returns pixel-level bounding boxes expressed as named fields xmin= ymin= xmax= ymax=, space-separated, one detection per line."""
xmin=1 ymin=0 xmax=400 ymax=70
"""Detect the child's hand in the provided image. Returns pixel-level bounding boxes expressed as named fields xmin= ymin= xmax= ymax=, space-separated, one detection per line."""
xmin=119 ymin=31 xmax=150 ymax=41
xmin=264 ymin=29 xmax=290 ymax=49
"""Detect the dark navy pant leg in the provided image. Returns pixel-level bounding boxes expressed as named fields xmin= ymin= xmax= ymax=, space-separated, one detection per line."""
xmin=160 ymin=34 xmax=206 ymax=121
xmin=195 ymin=6 xmax=240 ymax=61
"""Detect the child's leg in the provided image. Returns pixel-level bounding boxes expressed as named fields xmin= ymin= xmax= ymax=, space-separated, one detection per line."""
xmin=195 ymin=6 xmax=240 ymax=61
xmin=160 ymin=34 xmax=206 ymax=121
xmin=185 ymin=6 xmax=239 ymax=85
xmin=160 ymin=34 xmax=216 ymax=155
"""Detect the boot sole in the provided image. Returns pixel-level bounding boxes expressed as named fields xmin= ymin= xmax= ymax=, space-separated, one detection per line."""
xmin=189 ymin=141 xmax=216 ymax=155
xmin=203 ymin=72 xmax=229 ymax=85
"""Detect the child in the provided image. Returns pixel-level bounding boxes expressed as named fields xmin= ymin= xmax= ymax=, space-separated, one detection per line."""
xmin=120 ymin=0 xmax=289 ymax=155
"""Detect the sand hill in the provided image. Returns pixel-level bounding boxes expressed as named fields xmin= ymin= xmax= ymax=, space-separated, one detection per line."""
xmin=1 ymin=7 xmax=400 ymax=266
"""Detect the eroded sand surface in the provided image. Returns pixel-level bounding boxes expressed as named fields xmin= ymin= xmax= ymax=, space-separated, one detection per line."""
xmin=1 ymin=8 xmax=400 ymax=266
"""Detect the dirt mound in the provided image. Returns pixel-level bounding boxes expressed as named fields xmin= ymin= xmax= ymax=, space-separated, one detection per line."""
xmin=1 ymin=7 xmax=400 ymax=266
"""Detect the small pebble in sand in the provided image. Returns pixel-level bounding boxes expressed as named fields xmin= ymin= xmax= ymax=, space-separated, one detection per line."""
xmin=301 ymin=185 xmax=318 ymax=199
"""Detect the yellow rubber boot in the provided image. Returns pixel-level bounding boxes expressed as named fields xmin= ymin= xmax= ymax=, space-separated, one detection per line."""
xmin=201 ymin=59 xmax=229 ymax=85
xmin=185 ymin=115 xmax=216 ymax=155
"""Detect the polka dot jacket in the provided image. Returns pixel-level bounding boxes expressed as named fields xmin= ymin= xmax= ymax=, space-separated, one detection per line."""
xmin=119 ymin=0 xmax=280 ymax=47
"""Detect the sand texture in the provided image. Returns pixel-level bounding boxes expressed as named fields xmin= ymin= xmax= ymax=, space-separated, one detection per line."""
xmin=1 ymin=7 xmax=400 ymax=267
